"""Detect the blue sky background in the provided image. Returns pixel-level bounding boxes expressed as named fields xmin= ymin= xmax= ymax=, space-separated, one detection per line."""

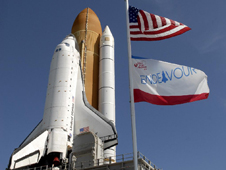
xmin=1 ymin=0 xmax=226 ymax=169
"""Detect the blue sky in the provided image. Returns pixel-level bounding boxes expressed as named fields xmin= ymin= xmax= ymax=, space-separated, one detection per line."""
xmin=1 ymin=0 xmax=226 ymax=169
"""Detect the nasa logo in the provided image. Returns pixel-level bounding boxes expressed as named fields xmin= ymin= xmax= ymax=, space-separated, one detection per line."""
xmin=134 ymin=61 xmax=147 ymax=70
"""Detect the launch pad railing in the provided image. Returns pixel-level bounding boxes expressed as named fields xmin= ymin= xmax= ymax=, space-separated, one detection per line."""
xmin=13 ymin=163 xmax=69 ymax=170
xmin=100 ymin=134 xmax=117 ymax=142
xmin=73 ymin=152 xmax=161 ymax=170
xmin=13 ymin=151 xmax=161 ymax=170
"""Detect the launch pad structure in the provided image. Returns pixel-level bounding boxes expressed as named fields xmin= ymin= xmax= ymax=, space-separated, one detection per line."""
xmin=10 ymin=152 xmax=161 ymax=170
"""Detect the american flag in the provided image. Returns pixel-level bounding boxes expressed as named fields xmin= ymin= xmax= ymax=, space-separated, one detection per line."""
xmin=80 ymin=126 xmax=89 ymax=133
xmin=129 ymin=6 xmax=191 ymax=41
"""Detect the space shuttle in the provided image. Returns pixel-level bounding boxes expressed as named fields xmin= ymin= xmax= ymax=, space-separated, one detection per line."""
xmin=8 ymin=8 xmax=117 ymax=169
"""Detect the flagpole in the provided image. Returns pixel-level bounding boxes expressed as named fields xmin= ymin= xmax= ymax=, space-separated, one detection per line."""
xmin=125 ymin=0 xmax=138 ymax=170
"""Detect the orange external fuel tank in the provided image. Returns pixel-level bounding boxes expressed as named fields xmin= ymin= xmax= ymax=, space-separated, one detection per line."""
xmin=71 ymin=8 xmax=102 ymax=110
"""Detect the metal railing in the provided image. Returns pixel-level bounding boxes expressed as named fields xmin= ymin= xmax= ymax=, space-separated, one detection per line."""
xmin=100 ymin=134 xmax=117 ymax=142
xmin=73 ymin=152 xmax=161 ymax=170
xmin=11 ymin=164 xmax=69 ymax=170
xmin=12 ymin=151 xmax=162 ymax=170
xmin=138 ymin=152 xmax=162 ymax=170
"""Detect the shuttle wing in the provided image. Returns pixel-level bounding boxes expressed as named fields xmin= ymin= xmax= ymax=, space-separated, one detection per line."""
xmin=73 ymin=60 xmax=118 ymax=149
xmin=8 ymin=130 xmax=48 ymax=169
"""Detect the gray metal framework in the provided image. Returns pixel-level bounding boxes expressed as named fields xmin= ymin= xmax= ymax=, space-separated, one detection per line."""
xmin=9 ymin=152 xmax=162 ymax=170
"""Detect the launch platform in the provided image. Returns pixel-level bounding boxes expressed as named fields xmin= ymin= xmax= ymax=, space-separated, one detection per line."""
xmin=10 ymin=152 xmax=161 ymax=170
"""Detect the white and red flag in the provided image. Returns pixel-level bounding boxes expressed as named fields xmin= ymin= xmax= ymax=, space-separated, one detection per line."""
xmin=129 ymin=6 xmax=191 ymax=41
xmin=132 ymin=56 xmax=209 ymax=105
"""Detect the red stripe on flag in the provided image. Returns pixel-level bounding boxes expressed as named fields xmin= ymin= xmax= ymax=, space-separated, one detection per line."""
xmin=130 ymin=25 xmax=177 ymax=35
xmin=160 ymin=16 xmax=166 ymax=26
xmin=134 ymin=89 xmax=209 ymax=105
xmin=139 ymin=10 xmax=149 ymax=30
xmin=130 ymin=24 xmax=190 ymax=35
xmin=130 ymin=25 xmax=139 ymax=29
xmin=137 ymin=15 xmax=142 ymax=32
xmin=130 ymin=27 xmax=191 ymax=41
xmin=150 ymin=14 xmax=158 ymax=29
xmin=170 ymin=19 xmax=175 ymax=25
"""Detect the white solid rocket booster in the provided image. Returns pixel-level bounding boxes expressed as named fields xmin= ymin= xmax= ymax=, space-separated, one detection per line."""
xmin=99 ymin=26 xmax=116 ymax=160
